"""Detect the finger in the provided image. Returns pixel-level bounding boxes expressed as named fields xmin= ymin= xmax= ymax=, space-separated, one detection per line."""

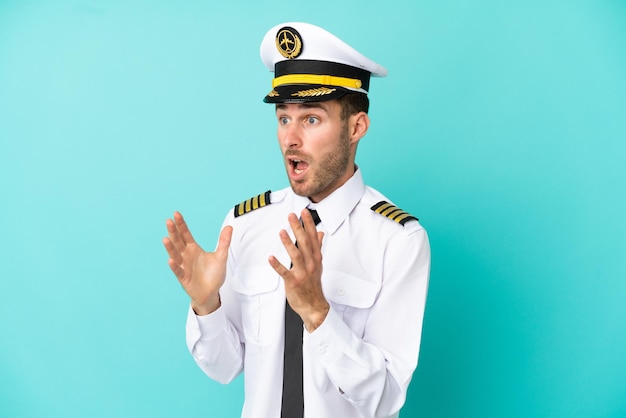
xmin=287 ymin=212 xmax=310 ymax=253
xmin=314 ymin=232 xmax=325 ymax=264
xmin=296 ymin=209 xmax=320 ymax=266
xmin=166 ymin=218 xmax=186 ymax=253
xmin=174 ymin=211 xmax=197 ymax=246
xmin=300 ymin=209 xmax=321 ymax=247
xmin=168 ymin=258 xmax=184 ymax=280
xmin=278 ymin=229 xmax=301 ymax=266
xmin=162 ymin=237 xmax=183 ymax=265
xmin=268 ymin=255 xmax=292 ymax=281
xmin=317 ymin=231 xmax=325 ymax=250
xmin=215 ymin=226 xmax=233 ymax=260
xmin=287 ymin=212 xmax=302 ymax=234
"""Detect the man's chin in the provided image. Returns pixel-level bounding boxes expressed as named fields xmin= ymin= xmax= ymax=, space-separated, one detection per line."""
xmin=288 ymin=177 xmax=318 ymax=197
xmin=289 ymin=182 xmax=310 ymax=197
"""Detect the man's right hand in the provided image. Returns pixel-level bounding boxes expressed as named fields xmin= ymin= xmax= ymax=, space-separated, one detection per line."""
xmin=163 ymin=212 xmax=233 ymax=316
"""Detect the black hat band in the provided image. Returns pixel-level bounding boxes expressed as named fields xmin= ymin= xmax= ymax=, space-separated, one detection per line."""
xmin=274 ymin=60 xmax=370 ymax=92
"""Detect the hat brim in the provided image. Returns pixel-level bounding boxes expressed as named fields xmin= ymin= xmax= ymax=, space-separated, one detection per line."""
xmin=263 ymin=84 xmax=353 ymax=104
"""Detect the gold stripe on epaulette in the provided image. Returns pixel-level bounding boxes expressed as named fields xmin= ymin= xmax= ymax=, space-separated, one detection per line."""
xmin=234 ymin=190 xmax=272 ymax=218
xmin=371 ymin=201 xmax=418 ymax=226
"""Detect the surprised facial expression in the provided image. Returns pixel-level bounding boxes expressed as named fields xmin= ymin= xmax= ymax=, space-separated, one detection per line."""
xmin=276 ymin=101 xmax=353 ymax=203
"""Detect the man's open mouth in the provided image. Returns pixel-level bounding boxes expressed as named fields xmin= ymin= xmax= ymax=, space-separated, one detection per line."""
xmin=289 ymin=158 xmax=309 ymax=175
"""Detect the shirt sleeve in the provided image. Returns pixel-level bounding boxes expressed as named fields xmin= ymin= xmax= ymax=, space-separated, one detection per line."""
xmin=186 ymin=304 xmax=244 ymax=384
xmin=185 ymin=214 xmax=245 ymax=384
xmin=303 ymin=225 xmax=431 ymax=417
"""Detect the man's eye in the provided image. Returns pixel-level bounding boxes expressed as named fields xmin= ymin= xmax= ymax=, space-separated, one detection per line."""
xmin=279 ymin=117 xmax=289 ymax=125
xmin=307 ymin=117 xmax=319 ymax=124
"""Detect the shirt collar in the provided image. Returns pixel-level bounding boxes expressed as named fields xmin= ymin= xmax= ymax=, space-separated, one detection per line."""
xmin=306 ymin=168 xmax=365 ymax=235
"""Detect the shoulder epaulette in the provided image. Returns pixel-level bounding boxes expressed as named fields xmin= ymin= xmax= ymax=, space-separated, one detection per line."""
xmin=234 ymin=190 xmax=272 ymax=218
xmin=371 ymin=201 xmax=418 ymax=226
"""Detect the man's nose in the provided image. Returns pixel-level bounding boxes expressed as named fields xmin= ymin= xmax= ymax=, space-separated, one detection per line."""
xmin=281 ymin=123 xmax=303 ymax=149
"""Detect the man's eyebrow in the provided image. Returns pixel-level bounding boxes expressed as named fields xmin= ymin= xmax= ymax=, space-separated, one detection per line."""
xmin=275 ymin=103 xmax=329 ymax=113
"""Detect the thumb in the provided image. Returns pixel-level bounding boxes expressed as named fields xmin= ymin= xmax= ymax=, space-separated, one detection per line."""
xmin=215 ymin=225 xmax=233 ymax=259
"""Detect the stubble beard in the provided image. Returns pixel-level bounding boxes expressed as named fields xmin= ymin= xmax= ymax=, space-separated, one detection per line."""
xmin=288 ymin=124 xmax=351 ymax=199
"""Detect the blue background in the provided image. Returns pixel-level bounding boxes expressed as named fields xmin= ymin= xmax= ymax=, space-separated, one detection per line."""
xmin=1 ymin=0 xmax=625 ymax=417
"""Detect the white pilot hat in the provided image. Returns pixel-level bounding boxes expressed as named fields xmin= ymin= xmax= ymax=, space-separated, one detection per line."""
xmin=260 ymin=22 xmax=388 ymax=103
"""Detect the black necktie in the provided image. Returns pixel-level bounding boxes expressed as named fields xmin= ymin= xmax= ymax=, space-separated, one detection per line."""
xmin=281 ymin=208 xmax=321 ymax=418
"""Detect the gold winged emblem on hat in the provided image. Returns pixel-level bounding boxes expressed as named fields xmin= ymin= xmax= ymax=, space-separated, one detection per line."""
xmin=276 ymin=27 xmax=302 ymax=59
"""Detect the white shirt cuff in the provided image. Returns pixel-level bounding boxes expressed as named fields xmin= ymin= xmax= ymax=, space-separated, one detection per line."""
xmin=303 ymin=307 xmax=352 ymax=365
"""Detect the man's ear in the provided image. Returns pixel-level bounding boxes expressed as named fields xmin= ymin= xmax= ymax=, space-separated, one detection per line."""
xmin=349 ymin=111 xmax=370 ymax=145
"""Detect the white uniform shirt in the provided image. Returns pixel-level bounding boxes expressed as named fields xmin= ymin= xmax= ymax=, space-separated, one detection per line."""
xmin=186 ymin=169 xmax=430 ymax=418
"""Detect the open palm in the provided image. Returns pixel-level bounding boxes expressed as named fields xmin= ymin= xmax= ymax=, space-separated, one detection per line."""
xmin=163 ymin=211 xmax=232 ymax=315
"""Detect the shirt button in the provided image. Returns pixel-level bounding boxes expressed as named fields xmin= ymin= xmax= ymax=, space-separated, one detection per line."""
xmin=318 ymin=345 xmax=327 ymax=355
xmin=337 ymin=288 xmax=345 ymax=296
